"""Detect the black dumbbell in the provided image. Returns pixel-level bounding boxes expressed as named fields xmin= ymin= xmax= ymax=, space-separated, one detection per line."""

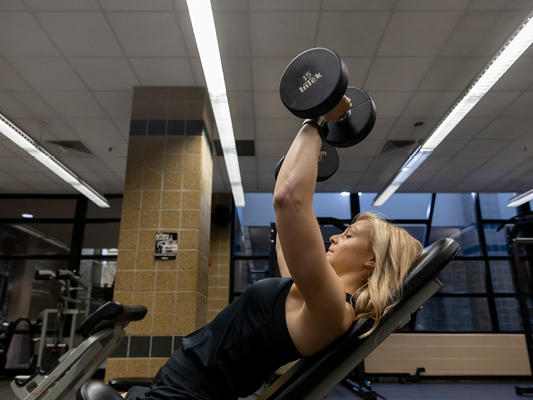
xmin=275 ymin=140 xmax=339 ymax=182
xmin=280 ymin=48 xmax=376 ymax=148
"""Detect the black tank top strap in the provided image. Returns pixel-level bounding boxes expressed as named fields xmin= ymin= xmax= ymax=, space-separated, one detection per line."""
xmin=346 ymin=292 xmax=354 ymax=307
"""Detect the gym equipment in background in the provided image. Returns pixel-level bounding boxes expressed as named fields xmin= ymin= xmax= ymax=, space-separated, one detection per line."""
xmin=11 ymin=301 xmax=147 ymax=400
xmin=34 ymin=269 xmax=92 ymax=372
xmin=496 ymin=212 xmax=533 ymax=397
xmin=77 ymin=238 xmax=460 ymax=400
xmin=0 ymin=317 xmax=41 ymax=376
xmin=280 ymin=48 xmax=376 ymax=148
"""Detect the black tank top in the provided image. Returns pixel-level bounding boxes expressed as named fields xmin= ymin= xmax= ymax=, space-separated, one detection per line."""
xmin=165 ymin=277 xmax=353 ymax=399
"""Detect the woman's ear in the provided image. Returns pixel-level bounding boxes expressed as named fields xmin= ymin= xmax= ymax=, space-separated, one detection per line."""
xmin=365 ymin=256 xmax=376 ymax=269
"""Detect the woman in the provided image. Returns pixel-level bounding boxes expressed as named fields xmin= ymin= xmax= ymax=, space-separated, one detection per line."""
xmin=136 ymin=97 xmax=422 ymax=400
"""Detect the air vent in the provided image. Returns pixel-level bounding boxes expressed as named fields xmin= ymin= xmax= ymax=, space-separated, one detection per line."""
xmin=379 ymin=140 xmax=415 ymax=155
xmin=47 ymin=141 xmax=92 ymax=155
xmin=214 ymin=140 xmax=255 ymax=157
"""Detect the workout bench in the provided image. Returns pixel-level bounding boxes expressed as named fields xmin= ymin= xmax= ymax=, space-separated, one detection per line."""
xmin=77 ymin=237 xmax=459 ymax=400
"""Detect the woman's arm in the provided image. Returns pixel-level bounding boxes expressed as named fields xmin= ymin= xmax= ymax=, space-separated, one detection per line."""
xmin=273 ymin=96 xmax=352 ymax=328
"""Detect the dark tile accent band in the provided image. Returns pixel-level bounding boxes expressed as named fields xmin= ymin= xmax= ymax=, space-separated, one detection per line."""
xmin=130 ymin=119 xmax=148 ymax=136
xmin=148 ymin=119 xmax=166 ymax=135
xmin=167 ymin=119 xmax=185 ymax=135
xmin=186 ymin=120 xmax=204 ymax=136
xmin=129 ymin=336 xmax=151 ymax=358
xmin=109 ymin=336 xmax=129 ymax=358
xmin=151 ymin=336 xmax=173 ymax=358
xmin=173 ymin=336 xmax=183 ymax=352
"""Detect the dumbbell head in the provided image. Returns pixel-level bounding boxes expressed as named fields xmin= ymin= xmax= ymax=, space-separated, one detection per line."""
xmin=280 ymin=48 xmax=348 ymax=119
xmin=275 ymin=141 xmax=339 ymax=182
xmin=324 ymin=86 xmax=376 ymax=148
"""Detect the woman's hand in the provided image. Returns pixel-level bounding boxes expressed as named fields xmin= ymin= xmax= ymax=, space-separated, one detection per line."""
xmin=322 ymin=95 xmax=352 ymax=122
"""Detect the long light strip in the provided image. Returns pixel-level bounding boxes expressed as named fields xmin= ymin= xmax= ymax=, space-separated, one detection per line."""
xmin=373 ymin=10 xmax=533 ymax=206
xmin=186 ymin=0 xmax=245 ymax=207
xmin=508 ymin=188 xmax=533 ymax=207
xmin=0 ymin=115 xmax=109 ymax=208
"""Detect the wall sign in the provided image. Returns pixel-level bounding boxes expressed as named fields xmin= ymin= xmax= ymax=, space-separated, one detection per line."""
xmin=155 ymin=232 xmax=178 ymax=260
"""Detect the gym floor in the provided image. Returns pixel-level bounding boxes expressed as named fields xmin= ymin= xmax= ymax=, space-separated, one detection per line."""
xmin=0 ymin=379 xmax=528 ymax=400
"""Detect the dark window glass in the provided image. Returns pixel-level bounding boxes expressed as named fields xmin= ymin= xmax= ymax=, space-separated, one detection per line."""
xmin=233 ymin=259 xmax=269 ymax=295
xmin=415 ymin=297 xmax=492 ymax=332
xmin=79 ymin=259 xmax=117 ymax=289
xmin=82 ymin=223 xmax=120 ymax=255
xmin=396 ymin=224 xmax=426 ymax=245
xmin=484 ymin=224 xmax=511 ymax=256
xmin=86 ymin=197 xmax=122 ymax=219
xmin=479 ymin=193 xmax=517 ymax=220
xmin=490 ymin=260 xmax=516 ymax=293
xmin=0 ymin=198 xmax=76 ymax=219
xmin=0 ymin=223 xmax=72 ymax=256
xmin=437 ymin=260 xmax=486 ymax=293
xmin=360 ymin=193 xmax=432 ymax=220
xmin=234 ymin=226 xmax=271 ymax=256
xmin=496 ymin=297 xmax=521 ymax=331
xmin=430 ymin=193 xmax=480 ymax=256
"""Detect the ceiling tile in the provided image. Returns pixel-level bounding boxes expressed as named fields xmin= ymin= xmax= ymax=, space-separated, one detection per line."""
xmin=450 ymin=182 xmax=489 ymax=192
xmin=446 ymin=117 xmax=492 ymax=140
xmin=231 ymin=118 xmax=255 ymax=140
xmin=417 ymin=182 xmax=457 ymax=192
xmin=440 ymin=11 xmax=525 ymax=56
xmin=368 ymin=92 xmax=413 ymax=118
xmin=37 ymin=12 xmax=123 ymax=57
xmin=469 ymin=91 xmax=522 ymax=118
xmin=214 ymin=11 xmax=251 ymax=57
xmin=8 ymin=171 xmax=54 ymax=184
xmin=513 ymin=157 xmax=533 ymax=172
xmin=59 ymin=157 xmax=111 ymax=172
xmin=0 ymin=140 xmax=34 ymax=157
xmin=16 ymin=118 xmax=79 ymax=141
xmin=476 ymin=118 xmax=533 ymax=139
xmin=176 ymin=11 xmax=199 ymax=58
xmin=405 ymin=170 xmax=435 ymax=184
xmin=0 ymin=12 xmax=60 ymax=56
xmin=250 ymin=0 xmax=321 ymax=10
xmin=416 ymin=156 xmax=451 ymax=171
xmin=253 ymin=92 xmax=293 ymax=119
xmin=252 ymin=57 xmax=292 ymax=92
xmin=429 ymin=170 xmax=470 ymax=184
xmin=0 ymin=157 xmax=39 ymax=172
xmin=342 ymin=57 xmax=373 ymax=88
xmin=130 ymin=58 xmax=195 ymax=86
xmin=112 ymin=118 xmax=132 ymax=139
xmin=456 ymin=139 xmax=511 ymax=158
xmin=255 ymin=118 xmax=299 ymax=140
xmin=84 ymin=139 xmax=128 ymax=158
xmin=338 ymin=157 xmax=372 ymax=172
xmin=257 ymin=157 xmax=281 ymax=172
xmin=238 ymin=158 xmax=257 ymax=172
xmin=107 ymin=12 xmax=186 ymax=57
xmin=339 ymin=139 xmax=384 ymax=157
xmin=99 ymin=0 xmax=173 ymax=11
xmin=0 ymin=57 xmax=33 ymax=91
xmin=30 ymin=183 xmax=67 ymax=192
xmin=477 ymin=155 xmax=531 ymax=172
xmin=257 ymin=171 xmax=275 ymax=185
xmin=26 ymin=0 xmax=99 ymax=10
xmin=0 ymin=143 xmax=16 ymax=157
xmin=366 ymin=157 xmax=407 ymax=172
xmin=190 ymin=58 xmax=206 ymax=87
xmin=492 ymin=57 xmax=533 ymax=91
xmin=222 ymin=57 xmax=252 ymax=91
xmin=461 ymin=170 xmax=507 ymax=184
xmin=93 ymin=91 xmax=133 ymax=119
xmin=0 ymin=183 xmax=34 ymax=192
xmin=10 ymin=92 xmax=60 ymax=119
xmin=40 ymin=92 xmax=107 ymax=118
xmin=322 ymin=0 xmax=395 ymax=11
xmin=500 ymin=92 xmax=533 ymax=118
xmin=318 ymin=12 xmax=389 ymax=56
xmin=396 ymin=0 xmax=470 ymax=10
xmin=430 ymin=139 xmax=470 ymax=156
xmin=69 ymin=58 xmax=139 ymax=91
xmin=7 ymin=57 xmax=87 ymax=91
xmin=227 ymin=92 xmax=254 ymax=119
xmin=242 ymin=180 xmax=259 ymax=193
xmin=369 ymin=118 xmax=396 ymax=140
xmin=397 ymin=183 xmax=423 ymax=192
xmin=469 ymin=0 xmax=533 ymax=10
xmin=365 ymin=57 xmax=434 ymax=91
xmin=358 ymin=171 xmax=392 ymax=184
xmin=402 ymin=91 xmax=460 ymax=118
xmin=439 ymin=157 xmax=490 ymax=172
xmin=418 ymin=56 xmax=488 ymax=91
xmin=254 ymin=140 xmax=292 ymax=157
xmin=250 ymin=12 xmax=318 ymax=57
xmin=0 ymin=171 xmax=20 ymax=183
xmin=66 ymin=118 xmax=123 ymax=141
xmin=378 ymin=12 xmax=462 ymax=56
xmin=387 ymin=118 xmax=438 ymax=141
xmin=0 ymin=92 xmax=35 ymax=119
xmin=0 ymin=1 xmax=27 ymax=10
xmin=497 ymin=136 xmax=533 ymax=158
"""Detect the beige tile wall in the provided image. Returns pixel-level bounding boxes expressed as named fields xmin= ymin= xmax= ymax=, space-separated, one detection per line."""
xmin=106 ymin=87 xmax=213 ymax=381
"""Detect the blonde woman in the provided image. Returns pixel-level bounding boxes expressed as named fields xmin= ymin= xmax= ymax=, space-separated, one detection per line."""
xmin=135 ymin=97 xmax=422 ymax=400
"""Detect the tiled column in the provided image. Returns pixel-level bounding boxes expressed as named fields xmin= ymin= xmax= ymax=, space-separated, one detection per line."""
xmin=106 ymin=87 xmax=213 ymax=381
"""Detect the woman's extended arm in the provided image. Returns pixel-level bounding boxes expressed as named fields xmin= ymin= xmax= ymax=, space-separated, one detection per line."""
xmin=273 ymin=96 xmax=352 ymax=328
xmin=276 ymin=233 xmax=291 ymax=278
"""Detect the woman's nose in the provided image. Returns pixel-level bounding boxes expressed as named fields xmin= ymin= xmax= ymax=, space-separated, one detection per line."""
xmin=330 ymin=235 xmax=338 ymax=243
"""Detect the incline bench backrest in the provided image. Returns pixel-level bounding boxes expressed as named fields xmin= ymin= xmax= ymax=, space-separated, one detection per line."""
xmin=259 ymin=237 xmax=460 ymax=400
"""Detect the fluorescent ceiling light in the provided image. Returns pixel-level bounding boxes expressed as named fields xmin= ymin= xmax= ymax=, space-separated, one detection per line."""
xmin=0 ymin=114 xmax=109 ymax=208
xmin=373 ymin=10 xmax=533 ymax=206
xmin=186 ymin=0 xmax=245 ymax=207
xmin=508 ymin=188 xmax=533 ymax=207
xmin=11 ymin=224 xmax=70 ymax=251
xmin=341 ymin=191 xmax=350 ymax=196
xmin=22 ymin=213 xmax=33 ymax=218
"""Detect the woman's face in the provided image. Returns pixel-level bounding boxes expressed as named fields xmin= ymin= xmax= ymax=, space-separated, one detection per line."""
xmin=326 ymin=219 xmax=375 ymax=276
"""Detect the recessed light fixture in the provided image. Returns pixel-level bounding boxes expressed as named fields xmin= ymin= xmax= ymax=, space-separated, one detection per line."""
xmin=508 ymin=188 xmax=533 ymax=207
xmin=0 ymin=115 xmax=109 ymax=208
xmin=341 ymin=192 xmax=350 ymax=196
xmin=22 ymin=213 xmax=33 ymax=218
xmin=373 ymin=10 xmax=533 ymax=206
xmin=186 ymin=0 xmax=245 ymax=207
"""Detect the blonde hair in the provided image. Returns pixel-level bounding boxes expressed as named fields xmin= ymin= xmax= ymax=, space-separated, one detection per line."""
xmin=350 ymin=212 xmax=423 ymax=338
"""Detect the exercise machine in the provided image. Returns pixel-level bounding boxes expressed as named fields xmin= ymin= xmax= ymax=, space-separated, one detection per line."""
xmin=77 ymin=237 xmax=460 ymax=400
xmin=11 ymin=301 xmax=147 ymax=400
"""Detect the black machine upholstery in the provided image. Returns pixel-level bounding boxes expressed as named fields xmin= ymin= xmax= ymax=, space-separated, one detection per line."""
xmin=78 ymin=302 xmax=148 ymax=338
xmin=77 ymin=238 xmax=459 ymax=400
xmin=77 ymin=380 xmax=125 ymax=400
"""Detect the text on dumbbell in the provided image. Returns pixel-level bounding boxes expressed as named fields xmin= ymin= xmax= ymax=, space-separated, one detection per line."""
xmin=318 ymin=150 xmax=327 ymax=162
xmin=299 ymin=71 xmax=322 ymax=93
